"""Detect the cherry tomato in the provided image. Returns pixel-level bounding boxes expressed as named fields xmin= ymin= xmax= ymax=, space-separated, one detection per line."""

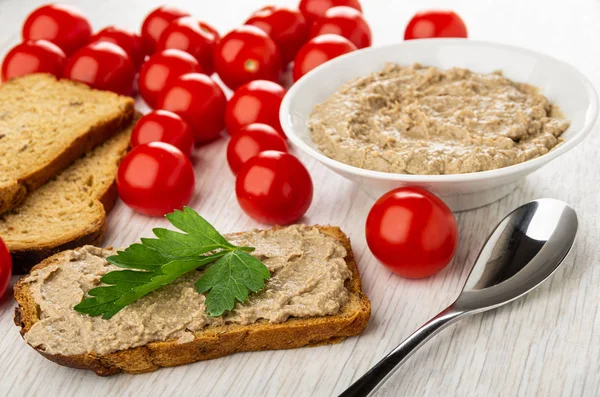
xmin=236 ymin=151 xmax=313 ymax=225
xmin=0 ymin=237 xmax=11 ymax=299
xmin=365 ymin=187 xmax=458 ymax=279
xmin=214 ymin=25 xmax=282 ymax=90
xmin=117 ymin=142 xmax=195 ymax=217
xmin=225 ymin=80 xmax=286 ymax=138
xmin=404 ymin=10 xmax=468 ymax=40
xmin=156 ymin=17 xmax=219 ymax=75
xmin=22 ymin=4 xmax=91 ymax=56
xmin=299 ymin=0 xmax=363 ymax=24
xmin=89 ymin=26 xmax=145 ymax=70
xmin=64 ymin=41 xmax=135 ymax=96
xmin=245 ymin=6 xmax=309 ymax=66
xmin=227 ymin=124 xmax=288 ymax=174
xmin=138 ymin=49 xmax=202 ymax=108
xmin=1 ymin=40 xmax=66 ymax=82
xmin=309 ymin=6 xmax=371 ymax=49
xmin=156 ymin=73 xmax=227 ymax=143
xmin=140 ymin=5 xmax=189 ymax=55
xmin=292 ymin=34 xmax=357 ymax=82
xmin=131 ymin=110 xmax=195 ymax=158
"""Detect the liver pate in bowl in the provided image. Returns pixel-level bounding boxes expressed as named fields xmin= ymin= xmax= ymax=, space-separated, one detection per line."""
xmin=280 ymin=39 xmax=598 ymax=211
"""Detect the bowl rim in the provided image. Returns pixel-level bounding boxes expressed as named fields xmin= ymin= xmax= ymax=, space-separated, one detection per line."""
xmin=280 ymin=38 xmax=599 ymax=183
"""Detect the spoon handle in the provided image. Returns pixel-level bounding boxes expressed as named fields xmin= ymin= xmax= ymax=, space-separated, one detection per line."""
xmin=339 ymin=306 xmax=465 ymax=397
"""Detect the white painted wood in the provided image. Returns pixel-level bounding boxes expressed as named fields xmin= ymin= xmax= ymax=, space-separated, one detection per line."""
xmin=1 ymin=0 xmax=599 ymax=396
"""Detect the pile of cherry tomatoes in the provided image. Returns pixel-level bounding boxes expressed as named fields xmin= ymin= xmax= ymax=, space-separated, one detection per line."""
xmin=0 ymin=2 xmax=469 ymax=296
xmin=0 ymin=2 xmax=468 ymax=225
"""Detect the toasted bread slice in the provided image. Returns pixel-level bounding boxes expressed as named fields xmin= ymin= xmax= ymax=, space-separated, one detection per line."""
xmin=0 ymin=73 xmax=134 ymax=214
xmin=14 ymin=226 xmax=371 ymax=376
xmin=0 ymin=115 xmax=139 ymax=273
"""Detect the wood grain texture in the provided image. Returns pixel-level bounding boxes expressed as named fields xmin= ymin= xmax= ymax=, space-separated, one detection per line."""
xmin=1 ymin=0 xmax=599 ymax=396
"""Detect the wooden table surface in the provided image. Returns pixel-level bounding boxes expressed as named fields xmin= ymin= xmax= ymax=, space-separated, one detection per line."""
xmin=1 ymin=0 xmax=599 ymax=396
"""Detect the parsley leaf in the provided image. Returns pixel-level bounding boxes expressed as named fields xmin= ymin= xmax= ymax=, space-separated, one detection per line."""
xmin=106 ymin=243 xmax=168 ymax=270
xmin=140 ymin=207 xmax=252 ymax=259
xmin=74 ymin=207 xmax=270 ymax=319
xmin=166 ymin=207 xmax=236 ymax=250
xmin=195 ymin=250 xmax=271 ymax=317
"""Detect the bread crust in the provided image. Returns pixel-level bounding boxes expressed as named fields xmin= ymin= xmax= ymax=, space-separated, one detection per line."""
xmin=9 ymin=218 xmax=106 ymax=274
xmin=0 ymin=74 xmax=134 ymax=214
xmin=13 ymin=226 xmax=371 ymax=375
xmin=6 ymin=114 xmax=137 ymax=274
xmin=9 ymin=180 xmax=119 ymax=274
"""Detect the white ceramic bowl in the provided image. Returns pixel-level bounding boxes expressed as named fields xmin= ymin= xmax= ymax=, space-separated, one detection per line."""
xmin=280 ymin=39 xmax=598 ymax=211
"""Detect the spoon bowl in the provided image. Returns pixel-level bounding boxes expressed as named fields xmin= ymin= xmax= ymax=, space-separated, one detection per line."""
xmin=340 ymin=199 xmax=578 ymax=397
xmin=455 ymin=198 xmax=578 ymax=313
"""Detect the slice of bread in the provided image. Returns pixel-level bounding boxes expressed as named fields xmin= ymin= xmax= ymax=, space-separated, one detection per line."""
xmin=13 ymin=226 xmax=371 ymax=376
xmin=0 ymin=115 xmax=139 ymax=274
xmin=0 ymin=73 xmax=134 ymax=214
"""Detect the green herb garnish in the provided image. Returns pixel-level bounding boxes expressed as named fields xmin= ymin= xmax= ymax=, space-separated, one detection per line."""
xmin=74 ymin=207 xmax=270 ymax=319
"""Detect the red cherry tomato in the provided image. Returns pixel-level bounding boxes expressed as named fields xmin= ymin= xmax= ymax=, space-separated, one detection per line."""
xmin=292 ymin=34 xmax=357 ymax=82
xmin=227 ymin=124 xmax=288 ymax=174
xmin=140 ymin=5 xmax=189 ymax=55
xmin=214 ymin=25 xmax=282 ymax=90
xmin=236 ymin=151 xmax=313 ymax=225
xmin=117 ymin=142 xmax=195 ymax=217
xmin=309 ymin=6 xmax=372 ymax=49
xmin=365 ymin=187 xmax=458 ymax=279
xmin=404 ymin=10 xmax=468 ymax=40
xmin=22 ymin=4 xmax=91 ymax=56
xmin=245 ymin=6 xmax=309 ymax=66
xmin=225 ymin=80 xmax=286 ymax=138
xmin=156 ymin=73 xmax=227 ymax=143
xmin=89 ymin=26 xmax=145 ymax=70
xmin=299 ymin=0 xmax=363 ymax=24
xmin=156 ymin=17 xmax=219 ymax=75
xmin=138 ymin=49 xmax=202 ymax=108
xmin=131 ymin=110 xmax=195 ymax=158
xmin=1 ymin=40 xmax=66 ymax=82
xmin=64 ymin=42 xmax=135 ymax=96
xmin=0 ymin=237 xmax=11 ymax=299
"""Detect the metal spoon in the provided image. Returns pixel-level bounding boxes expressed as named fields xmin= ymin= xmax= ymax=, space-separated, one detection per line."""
xmin=340 ymin=198 xmax=578 ymax=397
